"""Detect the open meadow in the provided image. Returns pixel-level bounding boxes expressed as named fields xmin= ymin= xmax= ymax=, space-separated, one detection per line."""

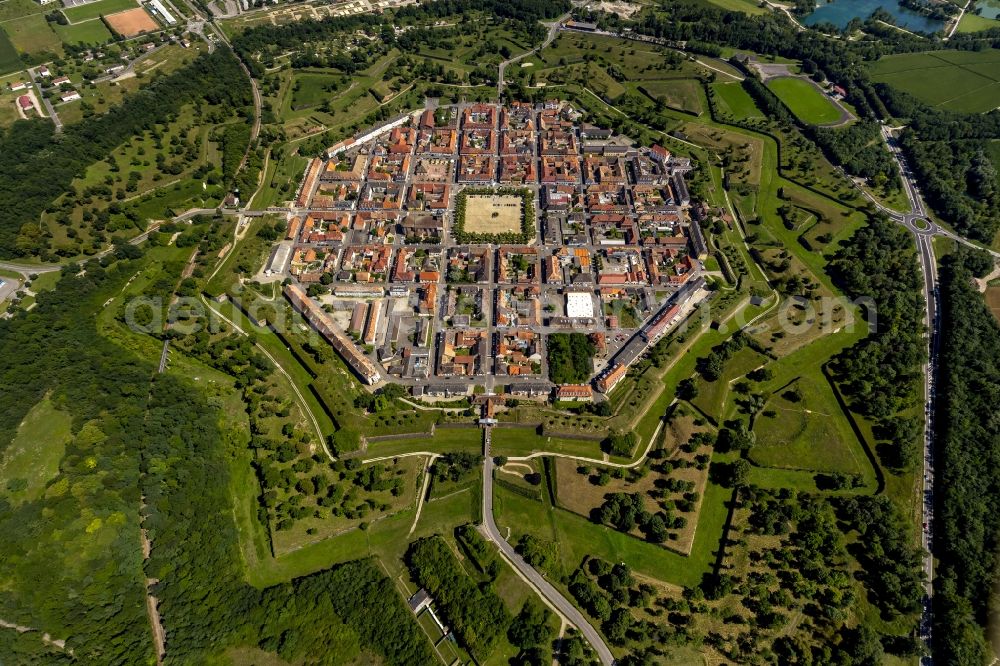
xmin=710 ymin=81 xmax=764 ymax=121
xmin=0 ymin=397 xmax=72 ymax=504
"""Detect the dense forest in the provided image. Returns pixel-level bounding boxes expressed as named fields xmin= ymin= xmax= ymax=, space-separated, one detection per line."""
xmin=934 ymin=248 xmax=1000 ymax=663
xmin=0 ymin=49 xmax=252 ymax=259
xmin=547 ymin=333 xmax=596 ymax=384
xmin=811 ymin=121 xmax=901 ymax=190
xmin=827 ymin=216 xmax=924 ymax=471
xmin=0 ymin=261 xmax=154 ymax=662
xmin=0 ymin=244 xmax=436 ymax=663
xmin=406 ymin=537 xmax=511 ymax=661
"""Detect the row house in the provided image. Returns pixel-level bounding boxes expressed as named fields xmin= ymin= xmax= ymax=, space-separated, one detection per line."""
xmin=591 ymin=214 xmax=639 ymax=246
xmin=501 ymin=102 xmax=535 ymax=130
xmin=495 ymin=286 xmax=541 ymax=327
xmin=413 ymin=156 xmax=453 ymax=183
xmin=407 ymin=182 xmax=450 ymax=211
xmin=460 ymin=129 xmax=497 ymax=155
xmin=584 ymin=156 xmax=628 ymax=185
xmin=597 ymin=248 xmax=648 ymax=286
xmin=500 ymin=130 xmax=535 ymax=156
xmin=499 ymin=155 xmax=537 ymax=184
xmin=322 ymin=154 xmax=367 ymax=181
xmin=586 ymin=185 xmax=630 ymax=214
xmin=540 ymin=156 xmax=581 ymax=184
xmin=539 ymin=129 xmax=578 ymax=156
xmin=462 ymin=103 xmax=496 ymax=130
xmin=457 ymin=155 xmax=496 ymax=184
xmin=496 ymin=246 xmax=539 ymax=285
xmin=418 ymin=129 xmax=458 ymax=156
xmin=437 ymin=329 xmax=489 ymax=377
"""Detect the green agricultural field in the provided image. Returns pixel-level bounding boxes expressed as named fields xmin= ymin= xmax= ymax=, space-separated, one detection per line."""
xmin=54 ymin=19 xmax=113 ymax=45
xmin=0 ymin=396 xmax=73 ymax=504
xmin=63 ymin=0 xmax=138 ymax=22
xmin=0 ymin=28 xmax=20 ymax=75
xmin=711 ymin=81 xmax=763 ymax=120
xmin=868 ymin=49 xmax=1000 ymax=113
xmin=3 ymin=13 xmax=62 ymax=56
xmin=765 ymin=77 xmax=843 ymax=125
xmin=638 ymin=78 xmax=704 ymax=115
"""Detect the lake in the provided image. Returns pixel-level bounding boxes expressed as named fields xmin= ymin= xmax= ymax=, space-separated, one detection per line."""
xmin=803 ymin=0 xmax=946 ymax=32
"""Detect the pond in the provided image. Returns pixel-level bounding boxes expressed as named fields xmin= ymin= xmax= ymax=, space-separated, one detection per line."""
xmin=803 ymin=0 xmax=946 ymax=32
xmin=976 ymin=0 xmax=1000 ymax=20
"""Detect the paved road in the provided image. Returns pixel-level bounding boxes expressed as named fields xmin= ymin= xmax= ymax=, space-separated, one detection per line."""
xmin=946 ymin=0 xmax=971 ymax=38
xmin=27 ymin=67 xmax=62 ymax=132
xmin=480 ymin=426 xmax=615 ymax=666
xmin=872 ymin=125 xmax=944 ymax=661
xmin=0 ymin=261 xmax=60 ymax=275
xmin=497 ymin=12 xmax=570 ymax=95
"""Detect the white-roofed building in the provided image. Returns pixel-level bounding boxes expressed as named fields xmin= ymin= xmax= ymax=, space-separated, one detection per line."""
xmin=565 ymin=291 xmax=594 ymax=319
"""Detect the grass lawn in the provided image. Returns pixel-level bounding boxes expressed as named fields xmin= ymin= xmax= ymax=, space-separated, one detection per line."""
xmin=868 ymin=49 xmax=1000 ymax=113
xmin=290 ymin=70 xmax=341 ymax=111
xmin=250 ymin=143 xmax=309 ymax=208
xmin=700 ymin=0 xmax=769 ymax=14
xmin=63 ymin=0 xmax=138 ymax=22
xmin=204 ymin=298 xmax=337 ymax=439
xmin=553 ymin=438 xmax=710 ymax=555
xmin=690 ymin=346 xmax=769 ymax=422
xmin=491 ymin=428 xmax=605 ymax=460
xmin=494 ymin=480 xmax=730 ymax=589
xmin=3 ymin=13 xmax=62 ymax=56
xmin=0 ymin=396 xmax=72 ymax=504
xmin=957 ymin=11 xmax=1000 ymax=32
xmin=29 ymin=270 xmax=60 ymax=293
xmin=364 ymin=428 xmax=483 ymax=459
xmin=0 ymin=0 xmax=45 ymax=22
xmin=710 ymin=81 xmax=763 ymax=121
xmin=271 ymin=455 xmax=425 ymax=556
xmin=53 ymin=19 xmax=113 ymax=45
xmin=750 ymin=375 xmax=866 ymax=476
xmin=0 ymin=92 xmax=23 ymax=127
xmin=240 ymin=474 xmax=476 ymax=587
xmin=682 ymin=122 xmax=765 ymax=186
xmin=765 ymin=77 xmax=843 ymax=125
xmin=637 ymin=78 xmax=704 ymax=115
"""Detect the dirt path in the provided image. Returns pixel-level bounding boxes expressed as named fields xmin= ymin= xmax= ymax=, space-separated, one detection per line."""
xmin=407 ymin=454 xmax=439 ymax=536
xmin=139 ymin=497 xmax=166 ymax=664
xmin=976 ymin=262 xmax=1000 ymax=292
xmin=202 ymin=297 xmax=329 ymax=456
